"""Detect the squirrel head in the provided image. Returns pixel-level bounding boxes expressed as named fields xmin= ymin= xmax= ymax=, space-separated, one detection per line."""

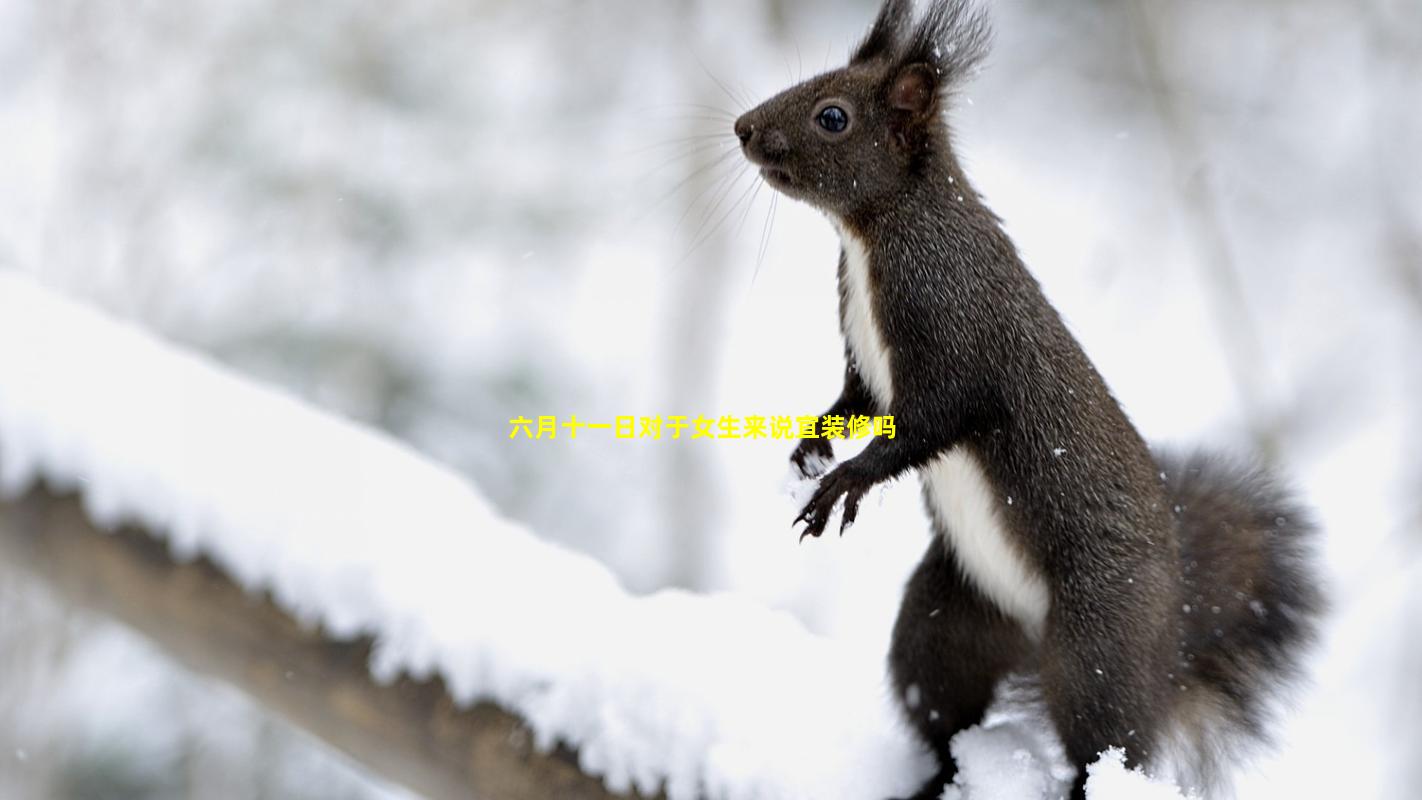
xmin=734 ymin=0 xmax=989 ymax=218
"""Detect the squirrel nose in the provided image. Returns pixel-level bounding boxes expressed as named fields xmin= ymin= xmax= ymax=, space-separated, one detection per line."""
xmin=734 ymin=117 xmax=788 ymax=161
xmin=734 ymin=116 xmax=753 ymax=146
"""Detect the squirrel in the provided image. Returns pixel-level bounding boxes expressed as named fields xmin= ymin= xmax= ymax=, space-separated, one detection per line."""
xmin=732 ymin=1 xmax=1324 ymax=797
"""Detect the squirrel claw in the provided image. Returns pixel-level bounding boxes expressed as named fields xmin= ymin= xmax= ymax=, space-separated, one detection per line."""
xmin=794 ymin=462 xmax=871 ymax=540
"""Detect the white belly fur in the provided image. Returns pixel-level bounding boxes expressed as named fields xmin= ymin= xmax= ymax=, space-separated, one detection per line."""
xmin=922 ymin=450 xmax=1052 ymax=638
xmin=834 ymin=223 xmax=1051 ymax=637
xmin=836 ymin=226 xmax=895 ymax=408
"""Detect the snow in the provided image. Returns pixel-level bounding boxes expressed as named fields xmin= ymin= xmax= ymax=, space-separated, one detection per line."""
xmin=1084 ymin=751 xmax=1195 ymax=800
xmin=0 ymin=269 xmax=1191 ymax=799
xmin=940 ymin=678 xmax=1075 ymax=800
xmin=935 ymin=678 xmax=1194 ymax=800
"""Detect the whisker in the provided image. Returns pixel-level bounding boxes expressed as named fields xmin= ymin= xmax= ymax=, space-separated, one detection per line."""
xmin=631 ymin=103 xmax=738 ymax=121
xmin=649 ymin=115 xmax=740 ymax=126
xmin=632 ymin=148 xmax=740 ymax=226
xmin=684 ymin=160 xmax=751 ymax=245
xmin=734 ymin=80 xmax=758 ymax=111
xmin=627 ymin=133 xmax=735 ymax=157
xmin=756 ymin=191 xmax=779 ymax=278
xmin=679 ymin=167 xmax=759 ymax=266
xmin=693 ymin=51 xmax=749 ymax=113
xmin=638 ymin=141 xmax=739 ymax=185
xmin=734 ymin=177 xmax=766 ymax=240
xmin=651 ymin=103 xmax=739 ymax=119
xmin=673 ymin=145 xmax=740 ymax=184
xmin=674 ymin=158 xmax=746 ymax=235
xmin=746 ymin=186 xmax=772 ymax=288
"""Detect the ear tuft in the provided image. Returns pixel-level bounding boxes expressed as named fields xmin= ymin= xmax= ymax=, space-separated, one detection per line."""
xmin=903 ymin=0 xmax=991 ymax=89
xmin=852 ymin=0 xmax=913 ymax=64
xmin=890 ymin=64 xmax=937 ymax=117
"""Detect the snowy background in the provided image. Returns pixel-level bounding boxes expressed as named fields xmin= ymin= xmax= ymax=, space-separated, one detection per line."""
xmin=0 ymin=0 xmax=1419 ymax=797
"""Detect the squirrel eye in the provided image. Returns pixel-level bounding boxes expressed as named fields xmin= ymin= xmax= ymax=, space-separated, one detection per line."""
xmin=816 ymin=105 xmax=849 ymax=134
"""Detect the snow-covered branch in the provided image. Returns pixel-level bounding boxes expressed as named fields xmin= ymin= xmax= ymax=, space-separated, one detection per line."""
xmin=0 ymin=487 xmax=622 ymax=800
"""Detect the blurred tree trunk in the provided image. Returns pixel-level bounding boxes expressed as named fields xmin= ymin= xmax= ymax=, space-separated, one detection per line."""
xmin=659 ymin=0 xmax=800 ymax=590
xmin=1364 ymin=0 xmax=1422 ymax=792
xmin=660 ymin=106 xmax=730 ymax=590
xmin=1126 ymin=0 xmax=1278 ymax=460
xmin=658 ymin=0 xmax=745 ymax=591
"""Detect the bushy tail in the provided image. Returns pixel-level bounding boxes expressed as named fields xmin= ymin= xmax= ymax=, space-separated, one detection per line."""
xmin=1157 ymin=449 xmax=1326 ymax=789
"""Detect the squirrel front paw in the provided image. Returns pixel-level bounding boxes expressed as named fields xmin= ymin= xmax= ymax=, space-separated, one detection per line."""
xmin=789 ymin=437 xmax=835 ymax=478
xmin=794 ymin=461 xmax=874 ymax=540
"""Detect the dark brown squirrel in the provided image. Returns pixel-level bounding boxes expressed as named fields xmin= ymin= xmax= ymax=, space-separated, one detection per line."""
xmin=732 ymin=1 xmax=1324 ymax=797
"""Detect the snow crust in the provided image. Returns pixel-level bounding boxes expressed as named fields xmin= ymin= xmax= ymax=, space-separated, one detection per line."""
xmin=0 ymin=272 xmax=1185 ymax=799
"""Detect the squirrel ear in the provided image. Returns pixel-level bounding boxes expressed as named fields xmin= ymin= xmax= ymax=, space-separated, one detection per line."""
xmin=890 ymin=63 xmax=938 ymax=119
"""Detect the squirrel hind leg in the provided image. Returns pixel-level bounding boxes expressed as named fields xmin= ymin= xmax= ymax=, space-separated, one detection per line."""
xmin=887 ymin=536 xmax=1034 ymax=797
xmin=1039 ymin=615 xmax=1176 ymax=800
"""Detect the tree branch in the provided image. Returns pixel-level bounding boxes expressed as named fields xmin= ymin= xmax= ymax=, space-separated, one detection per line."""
xmin=0 ymin=486 xmax=646 ymax=800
